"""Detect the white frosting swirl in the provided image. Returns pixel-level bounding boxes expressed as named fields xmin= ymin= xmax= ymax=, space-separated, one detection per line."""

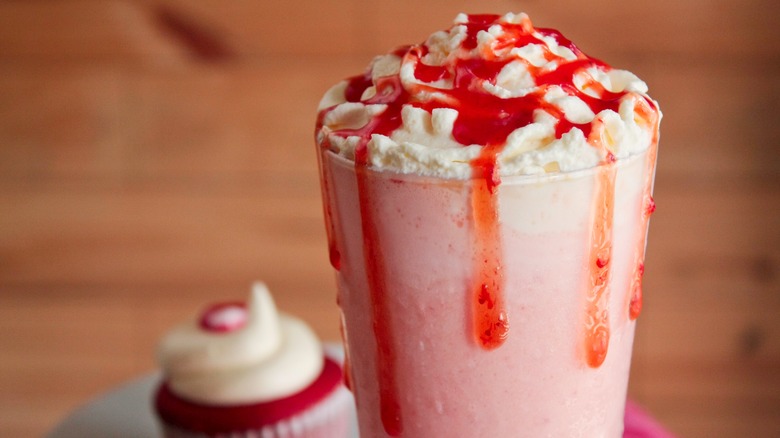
xmin=157 ymin=283 xmax=324 ymax=404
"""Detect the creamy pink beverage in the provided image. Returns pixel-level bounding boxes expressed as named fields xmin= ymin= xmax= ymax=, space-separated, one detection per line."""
xmin=315 ymin=13 xmax=660 ymax=437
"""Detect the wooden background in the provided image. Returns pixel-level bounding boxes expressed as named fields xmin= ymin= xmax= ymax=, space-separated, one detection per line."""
xmin=1 ymin=1 xmax=778 ymax=436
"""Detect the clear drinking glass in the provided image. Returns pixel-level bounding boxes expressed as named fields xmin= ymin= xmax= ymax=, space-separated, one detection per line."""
xmin=318 ymin=145 xmax=655 ymax=437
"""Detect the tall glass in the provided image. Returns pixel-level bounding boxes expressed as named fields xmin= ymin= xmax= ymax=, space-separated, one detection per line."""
xmin=318 ymin=145 xmax=655 ymax=437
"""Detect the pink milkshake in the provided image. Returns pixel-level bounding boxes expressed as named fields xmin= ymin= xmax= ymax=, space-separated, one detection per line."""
xmin=315 ymin=13 xmax=660 ymax=437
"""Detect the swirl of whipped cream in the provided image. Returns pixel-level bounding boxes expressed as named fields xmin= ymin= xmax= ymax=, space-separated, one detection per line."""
xmin=316 ymin=12 xmax=661 ymax=177
xmin=157 ymin=282 xmax=324 ymax=405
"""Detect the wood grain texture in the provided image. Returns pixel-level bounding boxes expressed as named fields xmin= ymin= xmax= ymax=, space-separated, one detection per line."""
xmin=0 ymin=1 xmax=778 ymax=437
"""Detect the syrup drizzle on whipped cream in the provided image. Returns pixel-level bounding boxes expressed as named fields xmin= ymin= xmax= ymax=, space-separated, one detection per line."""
xmin=316 ymin=13 xmax=659 ymax=435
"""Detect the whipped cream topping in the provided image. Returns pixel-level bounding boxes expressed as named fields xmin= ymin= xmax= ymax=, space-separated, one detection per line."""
xmin=157 ymin=283 xmax=324 ymax=405
xmin=316 ymin=12 xmax=660 ymax=177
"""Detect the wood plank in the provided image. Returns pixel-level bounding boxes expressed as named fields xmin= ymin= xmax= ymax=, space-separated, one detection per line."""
xmin=2 ymin=1 xmax=775 ymax=61
xmin=630 ymin=359 xmax=780 ymax=438
xmin=649 ymin=59 xmax=780 ymax=180
xmin=0 ymin=58 xmax=370 ymax=181
xmin=0 ymin=181 xmax=333 ymax=291
xmin=0 ymin=0 xmax=182 ymax=62
xmin=645 ymin=179 xmax=780 ymax=312
xmin=119 ymin=59 xmax=367 ymax=179
xmin=0 ymin=0 xmax=363 ymax=61
xmin=635 ymin=308 xmax=780 ymax=362
xmin=367 ymin=0 xmax=778 ymax=59
xmin=0 ymin=65 xmax=128 ymax=179
xmin=0 ymin=293 xmax=144 ymax=437
xmin=158 ymin=0 xmax=363 ymax=57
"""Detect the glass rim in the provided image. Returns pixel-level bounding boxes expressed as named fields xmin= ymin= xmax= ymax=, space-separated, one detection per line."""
xmin=322 ymin=148 xmax=649 ymax=186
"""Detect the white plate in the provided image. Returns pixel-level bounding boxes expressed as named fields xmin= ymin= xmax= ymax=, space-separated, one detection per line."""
xmin=48 ymin=345 xmax=359 ymax=438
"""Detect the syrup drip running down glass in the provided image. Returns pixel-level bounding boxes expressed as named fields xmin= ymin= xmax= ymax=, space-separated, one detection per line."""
xmin=470 ymin=143 xmax=509 ymax=349
xmin=628 ymin=102 xmax=661 ymax=320
xmin=584 ymin=162 xmax=617 ymax=368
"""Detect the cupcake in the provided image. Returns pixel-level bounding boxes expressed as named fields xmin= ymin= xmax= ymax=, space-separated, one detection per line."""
xmin=154 ymin=282 xmax=351 ymax=437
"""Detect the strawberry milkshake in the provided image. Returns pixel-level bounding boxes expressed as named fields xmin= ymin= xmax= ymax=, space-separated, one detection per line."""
xmin=315 ymin=13 xmax=660 ymax=437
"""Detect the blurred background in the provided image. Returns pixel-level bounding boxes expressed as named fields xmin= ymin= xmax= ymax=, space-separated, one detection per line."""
xmin=0 ymin=0 xmax=778 ymax=436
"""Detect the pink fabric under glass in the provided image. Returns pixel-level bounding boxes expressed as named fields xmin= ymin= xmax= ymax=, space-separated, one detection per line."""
xmin=624 ymin=400 xmax=676 ymax=438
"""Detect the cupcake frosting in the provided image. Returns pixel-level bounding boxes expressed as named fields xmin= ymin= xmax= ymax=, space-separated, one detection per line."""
xmin=157 ymin=283 xmax=324 ymax=405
